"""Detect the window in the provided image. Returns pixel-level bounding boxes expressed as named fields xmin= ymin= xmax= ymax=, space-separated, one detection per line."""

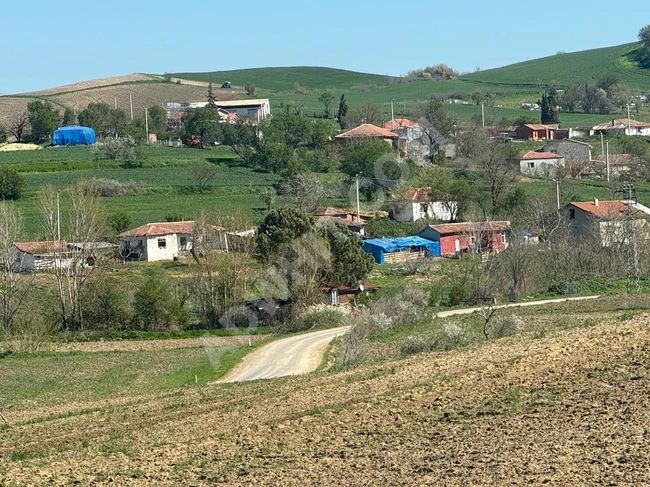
xmin=528 ymin=162 xmax=535 ymax=169
xmin=157 ymin=238 xmax=167 ymax=249
xmin=500 ymin=234 xmax=507 ymax=244
xmin=569 ymin=209 xmax=575 ymax=220
xmin=180 ymin=236 xmax=187 ymax=249
xmin=247 ymin=108 xmax=257 ymax=116
xmin=469 ymin=236 xmax=476 ymax=245
xmin=420 ymin=203 xmax=429 ymax=215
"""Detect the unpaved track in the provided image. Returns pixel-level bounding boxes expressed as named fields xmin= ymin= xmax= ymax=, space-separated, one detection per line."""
xmin=222 ymin=296 xmax=600 ymax=383
xmin=221 ymin=326 xmax=350 ymax=382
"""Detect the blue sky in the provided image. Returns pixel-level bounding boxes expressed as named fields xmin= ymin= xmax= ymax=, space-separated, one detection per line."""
xmin=0 ymin=0 xmax=644 ymax=94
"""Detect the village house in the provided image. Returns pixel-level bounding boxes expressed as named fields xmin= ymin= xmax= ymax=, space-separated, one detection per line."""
xmin=565 ymin=199 xmax=650 ymax=246
xmin=119 ymin=221 xmax=255 ymax=261
xmin=335 ymin=124 xmax=399 ymax=144
xmin=543 ymin=139 xmax=593 ymax=169
xmin=10 ymin=240 xmax=73 ymax=272
xmin=519 ymin=150 xmax=565 ymax=177
xmin=315 ymin=207 xmax=378 ymax=236
xmin=419 ymin=221 xmax=510 ymax=256
xmin=389 ymin=187 xmax=457 ymax=222
xmin=514 ymin=124 xmax=557 ymax=141
xmin=362 ymin=236 xmax=440 ymax=264
xmin=592 ymin=119 xmax=650 ymax=137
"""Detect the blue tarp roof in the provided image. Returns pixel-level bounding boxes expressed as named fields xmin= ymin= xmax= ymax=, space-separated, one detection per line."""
xmin=52 ymin=126 xmax=96 ymax=146
xmin=363 ymin=236 xmax=436 ymax=251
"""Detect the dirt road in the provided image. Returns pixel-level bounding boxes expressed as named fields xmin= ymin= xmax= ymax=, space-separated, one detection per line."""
xmin=436 ymin=295 xmax=599 ymax=317
xmin=221 ymin=326 xmax=350 ymax=382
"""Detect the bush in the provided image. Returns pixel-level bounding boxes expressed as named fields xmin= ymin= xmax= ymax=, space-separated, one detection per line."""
xmin=0 ymin=168 xmax=25 ymax=200
xmin=81 ymin=278 xmax=132 ymax=331
xmin=165 ymin=211 xmax=185 ymax=222
xmin=370 ymin=286 xmax=428 ymax=328
xmin=336 ymin=323 xmax=366 ymax=367
xmin=132 ymin=271 xmax=183 ymax=331
xmin=93 ymin=137 xmax=138 ymax=161
xmin=277 ymin=305 xmax=347 ymax=334
xmin=400 ymin=335 xmax=437 ymax=356
xmin=447 ymin=284 xmax=468 ymax=306
xmin=438 ymin=321 xmax=470 ymax=349
xmin=109 ymin=211 xmax=133 ymax=234
xmin=0 ymin=125 xmax=7 ymax=144
xmin=92 ymin=178 xmax=141 ymax=197
xmin=244 ymin=84 xmax=256 ymax=96
xmin=488 ymin=313 xmax=522 ymax=339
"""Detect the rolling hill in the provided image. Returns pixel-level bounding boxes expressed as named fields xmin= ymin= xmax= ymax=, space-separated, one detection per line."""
xmin=463 ymin=42 xmax=650 ymax=90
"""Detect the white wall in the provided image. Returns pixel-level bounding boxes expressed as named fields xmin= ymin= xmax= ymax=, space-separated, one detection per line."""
xmin=520 ymin=158 xmax=564 ymax=177
xmin=390 ymin=202 xmax=456 ymax=222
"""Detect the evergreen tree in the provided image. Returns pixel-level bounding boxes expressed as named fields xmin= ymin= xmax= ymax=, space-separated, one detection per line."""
xmin=207 ymin=82 xmax=218 ymax=108
xmin=336 ymin=94 xmax=348 ymax=128
xmin=540 ymin=91 xmax=559 ymax=125
xmin=323 ymin=222 xmax=374 ymax=286
xmin=256 ymin=207 xmax=316 ymax=261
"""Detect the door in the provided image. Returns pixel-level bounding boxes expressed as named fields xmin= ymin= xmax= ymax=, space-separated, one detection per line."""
xmin=455 ymin=238 xmax=461 ymax=253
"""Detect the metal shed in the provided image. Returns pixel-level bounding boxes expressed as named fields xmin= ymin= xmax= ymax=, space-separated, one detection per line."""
xmin=362 ymin=236 xmax=440 ymax=264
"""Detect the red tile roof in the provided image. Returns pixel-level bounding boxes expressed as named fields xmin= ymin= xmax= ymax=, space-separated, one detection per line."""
xmin=427 ymin=221 xmax=510 ymax=235
xmin=335 ymin=123 xmax=398 ymax=139
xmin=569 ymin=200 xmax=647 ymax=219
xmin=593 ymin=119 xmax=650 ymax=130
xmin=522 ymin=124 xmax=556 ymax=130
xmin=381 ymin=118 xmax=418 ymax=130
xmin=14 ymin=240 xmax=68 ymax=254
xmin=401 ymin=187 xmax=432 ymax=202
xmin=119 ymin=221 xmax=197 ymax=237
xmin=520 ymin=150 xmax=564 ymax=160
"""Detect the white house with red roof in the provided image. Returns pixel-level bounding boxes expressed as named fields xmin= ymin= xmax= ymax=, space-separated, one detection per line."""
xmin=566 ymin=199 xmax=650 ymax=246
xmin=592 ymin=119 xmax=650 ymax=136
xmin=119 ymin=221 xmax=195 ymax=261
xmin=519 ymin=150 xmax=565 ymax=176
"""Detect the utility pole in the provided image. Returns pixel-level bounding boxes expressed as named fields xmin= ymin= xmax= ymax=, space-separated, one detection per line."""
xmin=144 ymin=106 xmax=149 ymax=142
xmin=600 ymin=132 xmax=604 ymax=158
xmin=56 ymin=190 xmax=61 ymax=243
xmin=114 ymin=96 xmax=117 ymax=109
xmin=627 ymin=104 xmax=631 ymax=135
xmin=391 ymin=100 xmax=395 ymax=130
xmin=481 ymin=103 xmax=485 ymax=128
xmin=129 ymin=93 xmax=134 ymax=121
xmin=355 ymin=173 xmax=361 ymax=224
xmin=606 ymin=141 xmax=610 ymax=183
xmin=555 ymin=179 xmax=560 ymax=210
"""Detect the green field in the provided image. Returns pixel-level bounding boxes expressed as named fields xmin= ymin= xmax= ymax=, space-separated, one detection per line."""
xmin=464 ymin=42 xmax=650 ymax=91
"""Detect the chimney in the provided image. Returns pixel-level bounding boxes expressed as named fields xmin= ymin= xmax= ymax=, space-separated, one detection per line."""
xmin=594 ymin=198 xmax=599 ymax=207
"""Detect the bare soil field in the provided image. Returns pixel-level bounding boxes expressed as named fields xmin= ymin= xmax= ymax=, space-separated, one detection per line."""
xmin=1 ymin=310 xmax=649 ymax=485
xmin=0 ymin=75 xmax=244 ymax=130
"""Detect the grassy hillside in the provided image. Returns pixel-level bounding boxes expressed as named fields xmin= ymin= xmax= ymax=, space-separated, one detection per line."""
xmin=173 ymin=66 xmax=387 ymax=91
xmin=464 ymin=42 xmax=650 ymax=90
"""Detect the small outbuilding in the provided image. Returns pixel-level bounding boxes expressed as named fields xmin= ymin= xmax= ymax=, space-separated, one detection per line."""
xmin=52 ymin=126 xmax=96 ymax=146
xmin=11 ymin=240 xmax=73 ymax=272
xmin=362 ymin=236 xmax=440 ymax=264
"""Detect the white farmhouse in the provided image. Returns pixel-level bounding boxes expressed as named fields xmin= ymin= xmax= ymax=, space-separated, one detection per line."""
xmin=11 ymin=240 xmax=73 ymax=272
xmin=119 ymin=221 xmax=195 ymax=262
xmin=519 ymin=150 xmax=565 ymax=177
xmin=389 ymin=187 xmax=457 ymax=223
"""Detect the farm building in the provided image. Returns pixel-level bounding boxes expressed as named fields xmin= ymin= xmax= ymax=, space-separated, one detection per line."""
xmin=362 ymin=236 xmax=440 ymax=264
xmin=335 ymin=124 xmax=398 ymax=143
xmin=51 ymin=126 xmax=95 ymax=146
xmin=519 ymin=151 xmax=565 ymax=176
xmin=592 ymin=119 xmax=650 ymax=136
xmin=11 ymin=240 xmax=73 ymax=272
xmin=315 ymin=207 xmax=379 ymax=235
xmin=389 ymin=187 xmax=457 ymax=223
xmin=419 ymin=221 xmax=510 ymax=256
xmin=323 ymin=282 xmax=380 ymax=305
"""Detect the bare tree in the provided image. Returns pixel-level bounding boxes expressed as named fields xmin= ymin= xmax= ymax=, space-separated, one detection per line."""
xmin=0 ymin=203 xmax=33 ymax=334
xmin=38 ymin=180 xmax=107 ymax=329
xmin=8 ymin=111 xmax=29 ymax=142
xmin=188 ymin=163 xmax=219 ymax=191
xmin=280 ymin=172 xmax=330 ymax=214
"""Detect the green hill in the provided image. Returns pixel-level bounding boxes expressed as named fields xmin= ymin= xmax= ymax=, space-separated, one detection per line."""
xmin=463 ymin=42 xmax=650 ymax=90
xmin=173 ymin=66 xmax=386 ymax=91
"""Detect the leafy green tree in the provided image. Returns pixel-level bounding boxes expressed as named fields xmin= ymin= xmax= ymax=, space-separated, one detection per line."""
xmin=256 ymin=207 xmax=316 ymax=261
xmin=147 ymin=105 xmax=167 ymax=137
xmin=132 ymin=270 xmax=182 ymax=331
xmin=81 ymin=277 xmax=131 ymax=331
xmin=181 ymin=106 xmax=222 ymax=146
xmin=336 ymin=94 xmax=348 ymax=128
xmin=165 ymin=210 xmax=185 ymax=222
xmin=559 ymin=84 xmax=584 ymax=113
xmin=318 ymin=91 xmax=335 ymax=118
xmin=108 ymin=211 xmax=133 ymax=234
xmin=0 ymin=168 xmax=25 ymax=200
xmin=245 ymin=84 xmax=256 ymax=96
xmin=0 ymin=125 xmax=6 ymax=144
xmin=339 ymin=139 xmax=398 ymax=198
xmin=596 ymin=73 xmax=620 ymax=93
xmin=77 ymin=104 xmax=105 ymax=134
xmin=512 ymin=114 xmax=538 ymax=126
xmin=322 ymin=222 xmax=374 ymax=286
xmin=62 ymin=108 xmax=76 ymax=126
xmin=343 ymin=101 xmax=383 ymax=127
xmin=27 ymin=100 xmax=60 ymax=143
xmin=260 ymin=187 xmax=277 ymax=211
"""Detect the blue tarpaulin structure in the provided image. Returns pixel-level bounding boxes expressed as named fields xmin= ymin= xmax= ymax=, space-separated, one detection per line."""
xmin=52 ymin=126 xmax=96 ymax=146
xmin=362 ymin=236 xmax=440 ymax=264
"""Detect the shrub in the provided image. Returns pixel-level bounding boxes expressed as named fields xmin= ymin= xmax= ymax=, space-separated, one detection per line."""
xmin=0 ymin=168 xmax=25 ymax=200
xmin=109 ymin=211 xmax=133 ymax=234
xmin=438 ymin=321 xmax=470 ymax=349
xmin=400 ymin=335 xmax=437 ymax=356
xmin=488 ymin=313 xmax=522 ymax=339
xmin=0 ymin=125 xmax=7 ymax=144
xmin=447 ymin=284 xmax=468 ymax=306
xmin=336 ymin=323 xmax=366 ymax=367
xmin=165 ymin=211 xmax=185 ymax=222
xmin=93 ymin=137 xmax=138 ymax=161
xmin=81 ymin=278 xmax=131 ymax=331
xmin=132 ymin=271 xmax=182 ymax=331
xmin=277 ymin=305 xmax=347 ymax=334
xmin=370 ymin=286 xmax=428 ymax=328
xmin=92 ymin=178 xmax=141 ymax=197
xmin=244 ymin=84 xmax=256 ymax=96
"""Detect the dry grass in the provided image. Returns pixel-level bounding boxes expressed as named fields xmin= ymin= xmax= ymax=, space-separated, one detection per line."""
xmin=1 ymin=308 xmax=650 ymax=485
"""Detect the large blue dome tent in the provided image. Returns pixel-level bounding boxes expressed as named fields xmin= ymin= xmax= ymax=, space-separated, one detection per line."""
xmin=51 ymin=126 xmax=96 ymax=146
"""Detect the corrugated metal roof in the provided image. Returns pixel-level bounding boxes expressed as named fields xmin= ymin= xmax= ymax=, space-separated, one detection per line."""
xmin=426 ymin=221 xmax=510 ymax=235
